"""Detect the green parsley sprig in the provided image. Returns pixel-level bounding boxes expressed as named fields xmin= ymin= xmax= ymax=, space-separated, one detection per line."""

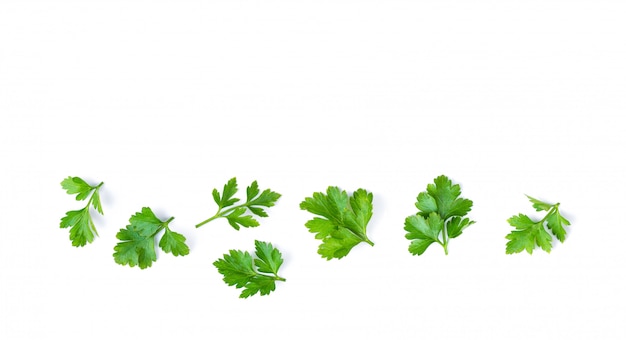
xmin=404 ymin=175 xmax=475 ymax=255
xmin=214 ymin=240 xmax=286 ymax=298
xmin=60 ymin=176 xmax=104 ymax=247
xmin=113 ymin=207 xmax=189 ymax=269
xmin=300 ymin=186 xmax=375 ymax=260
xmin=505 ymin=195 xmax=570 ymax=254
xmin=196 ymin=177 xmax=281 ymax=229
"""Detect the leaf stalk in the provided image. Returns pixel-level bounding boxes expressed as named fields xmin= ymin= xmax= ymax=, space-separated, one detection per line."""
xmin=196 ymin=202 xmax=254 ymax=228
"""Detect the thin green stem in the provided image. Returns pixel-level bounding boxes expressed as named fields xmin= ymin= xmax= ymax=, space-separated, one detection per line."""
xmin=85 ymin=194 xmax=94 ymax=209
xmin=85 ymin=188 xmax=97 ymax=209
xmin=196 ymin=201 xmax=254 ymax=228
xmin=83 ymin=183 xmax=103 ymax=211
xmin=441 ymin=221 xmax=449 ymax=256
xmin=196 ymin=208 xmax=221 ymax=228
xmin=538 ymin=203 xmax=559 ymax=224
xmin=149 ymin=216 xmax=174 ymax=238
xmin=218 ymin=205 xmax=242 ymax=216
xmin=253 ymin=268 xmax=286 ymax=282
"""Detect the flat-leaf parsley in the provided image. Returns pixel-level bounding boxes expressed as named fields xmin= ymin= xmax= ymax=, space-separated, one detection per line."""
xmin=404 ymin=175 xmax=474 ymax=255
xmin=300 ymin=187 xmax=375 ymax=260
xmin=506 ymin=195 xmax=570 ymax=254
xmin=59 ymin=176 xmax=104 ymax=247
xmin=196 ymin=178 xmax=281 ymax=229
xmin=113 ymin=207 xmax=189 ymax=269
xmin=214 ymin=240 xmax=286 ymax=298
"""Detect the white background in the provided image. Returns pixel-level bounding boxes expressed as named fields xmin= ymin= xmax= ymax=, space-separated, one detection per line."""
xmin=1 ymin=0 xmax=625 ymax=339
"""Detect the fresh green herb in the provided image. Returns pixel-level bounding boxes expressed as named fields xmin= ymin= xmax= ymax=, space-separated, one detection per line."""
xmin=113 ymin=207 xmax=189 ymax=269
xmin=300 ymin=186 xmax=375 ymax=260
xmin=60 ymin=176 xmax=104 ymax=247
xmin=196 ymin=177 xmax=281 ymax=229
xmin=214 ymin=240 xmax=286 ymax=298
xmin=404 ymin=175 xmax=474 ymax=255
xmin=505 ymin=195 xmax=570 ymax=254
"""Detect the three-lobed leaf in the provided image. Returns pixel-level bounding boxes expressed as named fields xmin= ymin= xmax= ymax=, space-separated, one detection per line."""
xmin=404 ymin=213 xmax=443 ymax=255
xmin=347 ymin=189 xmax=374 ymax=238
xmin=159 ymin=228 xmax=190 ymax=257
xmin=239 ymin=275 xmax=277 ymax=299
xmin=213 ymin=177 xmax=240 ymax=209
xmin=247 ymin=184 xmax=282 ymax=217
xmin=61 ymin=176 xmax=94 ymax=201
xmin=214 ymin=240 xmax=285 ymax=298
xmin=447 ymin=217 xmax=475 ymax=239
xmin=506 ymin=214 xmax=553 ymax=254
xmin=254 ymin=240 xmax=284 ymax=275
xmin=318 ymin=228 xmax=364 ymax=259
xmin=113 ymin=207 xmax=188 ymax=269
xmin=300 ymin=186 xmax=375 ymax=260
xmin=545 ymin=208 xmax=570 ymax=243
xmin=214 ymin=249 xmax=255 ymax=288
xmin=60 ymin=208 xmax=98 ymax=247
xmin=419 ymin=175 xmax=473 ymax=220
xmin=225 ymin=207 xmax=260 ymax=230
xmin=113 ymin=226 xmax=157 ymax=269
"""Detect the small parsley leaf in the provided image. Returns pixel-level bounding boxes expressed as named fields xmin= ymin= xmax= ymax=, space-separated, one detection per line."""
xmin=214 ymin=240 xmax=286 ymax=298
xmin=196 ymin=178 xmax=281 ymax=229
xmin=405 ymin=175 xmax=475 ymax=255
xmin=59 ymin=176 xmax=104 ymax=247
xmin=113 ymin=207 xmax=189 ymax=269
xmin=526 ymin=195 xmax=554 ymax=212
xmin=214 ymin=177 xmax=240 ymax=209
xmin=159 ymin=228 xmax=190 ymax=257
xmin=300 ymin=187 xmax=375 ymax=260
xmin=506 ymin=196 xmax=570 ymax=254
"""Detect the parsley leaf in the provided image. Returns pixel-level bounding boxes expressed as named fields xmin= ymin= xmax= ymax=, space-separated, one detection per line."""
xmin=213 ymin=240 xmax=286 ymax=298
xmin=196 ymin=178 xmax=281 ymax=229
xmin=405 ymin=175 xmax=474 ymax=255
xmin=113 ymin=207 xmax=189 ymax=269
xmin=59 ymin=176 xmax=104 ymax=247
xmin=300 ymin=187 xmax=375 ymax=260
xmin=506 ymin=196 xmax=570 ymax=254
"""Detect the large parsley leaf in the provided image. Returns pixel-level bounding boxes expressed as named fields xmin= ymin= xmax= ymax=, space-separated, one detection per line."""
xmin=59 ymin=176 xmax=104 ymax=247
xmin=415 ymin=175 xmax=473 ymax=220
xmin=506 ymin=196 xmax=570 ymax=254
xmin=113 ymin=207 xmax=189 ymax=269
xmin=405 ymin=175 xmax=474 ymax=255
xmin=214 ymin=240 xmax=286 ymax=298
xmin=300 ymin=187 xmax=375 ymax=260
xmin=196 ymin=178 xmax=281 ymax=229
